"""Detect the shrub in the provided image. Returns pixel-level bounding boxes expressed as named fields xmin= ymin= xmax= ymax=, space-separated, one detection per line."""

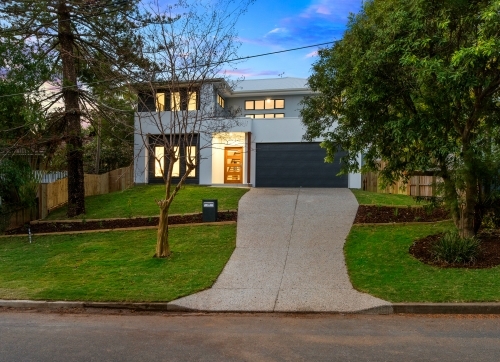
xmin=431 ymin=230 xmax=481 ymax=265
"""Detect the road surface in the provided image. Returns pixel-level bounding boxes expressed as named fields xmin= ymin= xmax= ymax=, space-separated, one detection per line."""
xmin=1 ymin=310 xmax=499 ymax=361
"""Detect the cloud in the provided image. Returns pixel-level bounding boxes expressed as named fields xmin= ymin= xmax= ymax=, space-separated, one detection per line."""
xmin=305 ymin=50 xmax=318 ymax=58
xmin=253 ymin=0 xmax=361 ymax=47
xmin=265 ymin=27 xmax=287 ymax=36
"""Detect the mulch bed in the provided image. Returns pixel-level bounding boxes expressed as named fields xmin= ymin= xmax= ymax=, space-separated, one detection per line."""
xmin=5 ymin=211 xmax=237 ymax=235
xmin=354 ymin=205 xmax=450 ymax=224
xmin=409 ymin=231 xmax=500 ymax=269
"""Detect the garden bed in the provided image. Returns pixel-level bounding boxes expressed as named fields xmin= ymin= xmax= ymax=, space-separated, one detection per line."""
xmin=6 ymin=211 xmax=237 ymax=235
xmin=410 ymin=230 xmax=500 ymax=269
xmin=354 ymin=205 xmax=449 ymax=224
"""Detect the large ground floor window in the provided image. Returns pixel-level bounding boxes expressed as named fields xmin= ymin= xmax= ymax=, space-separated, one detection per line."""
xmin=148 ymin=135 xmax=199 ymax=184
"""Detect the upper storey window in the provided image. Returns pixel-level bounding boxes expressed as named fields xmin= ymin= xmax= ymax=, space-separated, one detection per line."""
xmin=245 ymin=99 xmax=285 ymax=110
xmin=217 ymin=94 xmax=225 ymax=108
xmin=154 ymin=89 xmax=198 ymax=111
xmin=155 ymin=93 xmax=167 ymax=111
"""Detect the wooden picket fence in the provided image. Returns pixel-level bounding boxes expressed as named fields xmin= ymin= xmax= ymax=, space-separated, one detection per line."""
xmin=362 ymin=171 xmax=440 ymax=197
xmin=38 ymin=165 xmax=134 ymax=219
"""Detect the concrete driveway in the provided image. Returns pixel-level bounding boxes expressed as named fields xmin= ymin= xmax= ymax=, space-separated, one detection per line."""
xmin=169 ymin=188 xmax=390 ymax=313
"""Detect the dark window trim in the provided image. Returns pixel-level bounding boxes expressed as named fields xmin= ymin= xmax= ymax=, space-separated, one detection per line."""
xmin=245 ymin=113 xmax=285 ymax=118
xmin=244 ymin=99 xmax=285 ymax=110
xmin=154 ymin=88 xmax=200 ymax=111
xmin=148 ymin=135 xmax=199 ymax=184
xmin=217 ymin=94 xmax=225 ymax=108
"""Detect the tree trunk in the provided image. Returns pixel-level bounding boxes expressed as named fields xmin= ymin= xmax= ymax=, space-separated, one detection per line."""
xmin=460 ymin=143 xmax=478 ymax=238
xmin=461 ymin=177 xmax=477 ymax=238
xmin=441 ymin=174 xmax=461 ymax=227
xmin=155 ymin=203 xmax=171 ymax=258
xmin=95 ymin=119 xmax=101 ymax=174
xmin=58 ymin=0 xmax=85 ymax=217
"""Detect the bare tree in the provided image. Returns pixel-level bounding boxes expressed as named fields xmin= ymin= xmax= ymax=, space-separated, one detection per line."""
xmin=134 ymin=0 xmax=252 ymax=258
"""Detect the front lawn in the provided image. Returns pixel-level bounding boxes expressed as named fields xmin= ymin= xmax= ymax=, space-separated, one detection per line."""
xmin=46 ymin=185 xmax=249 ymax=220
xmin=0 ymin=224 xmax=235 ymax=302
xmin=350 ymin=189 xmax=420 ymax=206
xmin=345 ymin=222 xmax=500 ymax=302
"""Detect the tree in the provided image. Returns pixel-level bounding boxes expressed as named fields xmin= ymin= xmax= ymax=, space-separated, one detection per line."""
xmin=301 ymin=0 xmax=500 ymax=237
xmin=135 ymin=0 xmax=251 ymax=258
xmin=0 ymin=37 xmax=49 ymax=165
xmin=1 ymin=0 xmax=145 ymax=216
xmin=0 ymin=158 xmax=40 ymax=232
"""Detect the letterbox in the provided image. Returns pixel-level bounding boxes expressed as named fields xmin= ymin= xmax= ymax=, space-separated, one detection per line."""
xmin=202 ymin=199 xmax=218 ymax=222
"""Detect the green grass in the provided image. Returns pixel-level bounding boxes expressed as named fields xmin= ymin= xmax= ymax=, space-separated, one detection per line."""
xmin=46 ymin=185 xmax=249 ymax=220
xmin=345 ymin=222 xmax=500 ymax=302
xmin=0 ymin=225 xmax=236 ymax=302
xmin=350 ymin=188 xmax=420 ymax=206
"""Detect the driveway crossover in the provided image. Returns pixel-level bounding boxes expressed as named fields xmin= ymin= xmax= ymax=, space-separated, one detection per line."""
xmin=169 ymin=188 xmax=390 ymax=313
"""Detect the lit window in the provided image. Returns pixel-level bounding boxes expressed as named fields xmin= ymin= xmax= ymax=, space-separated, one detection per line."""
xmin=245 ymin=99 xmax=285 ymax=110
xmin=218 ymin=94 xmax=225 ymax=108
xmin=186 ymin=146 xmax=196 ymax=177
xmin=188 ymin=91 xmax=197 ymax=111
xmin=155 ymin=93 xmax=166 ymax=111
xmin=171 ymin=92 xmax=181 ymax=111
xmin=254 ymin=100 xmax=265 ymax=110
xmin=247 ymin=113 xmax=285 ymax=118
xmin=155 ymin=146 xmax=164 ymax=177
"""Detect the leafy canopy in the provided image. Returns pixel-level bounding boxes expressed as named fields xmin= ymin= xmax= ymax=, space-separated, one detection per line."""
xmin=301 ymin=0 xmax=500 ymax=236
xmin=302 ymin=0 xmax=500 ymax=182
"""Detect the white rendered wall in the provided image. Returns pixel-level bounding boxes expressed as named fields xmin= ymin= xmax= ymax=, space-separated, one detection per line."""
xmin=134 ymin=111 xmax=361 ymax=188
xmin=134 ymin=132 xmax=148 ymax=184
xmin=348 ymin=153 xmax=362 ymax=189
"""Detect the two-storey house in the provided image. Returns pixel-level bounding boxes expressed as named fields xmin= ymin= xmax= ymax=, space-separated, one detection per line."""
xmin=133 ymin=77 xmax=361 ymax=188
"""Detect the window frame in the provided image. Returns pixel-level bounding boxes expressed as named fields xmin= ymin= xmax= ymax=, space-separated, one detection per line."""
xmin=154 ymin=89 xmax=200 ymax=112
xmin=217 ymin=94 xmax=225 ymax=109
xmin=245 ymin=113 xmax=285 ymax=118
xmin=244 ymin=99 xmax=285 ymax=110
xmin=149 ymin=135 xmax=199 ymax=184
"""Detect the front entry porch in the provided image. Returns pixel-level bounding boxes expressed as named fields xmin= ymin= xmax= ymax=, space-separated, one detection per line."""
xmin=211 ymin=132 xmax=251 ymax=186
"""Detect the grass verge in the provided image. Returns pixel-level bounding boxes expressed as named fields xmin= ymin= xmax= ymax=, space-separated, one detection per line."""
xmin=46 ymin=185 xmax=249 ymax=220
xmin=0 ymin=224 xmax=235 ymax=302
xmin=345 ymin=222 xmax=500 ymax=302
xmin=350 ymin=188 xmax=420 ymax=206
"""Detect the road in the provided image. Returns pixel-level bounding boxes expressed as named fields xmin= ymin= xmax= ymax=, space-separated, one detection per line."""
xmin=1 ymin=310 xmax=499 ymax=361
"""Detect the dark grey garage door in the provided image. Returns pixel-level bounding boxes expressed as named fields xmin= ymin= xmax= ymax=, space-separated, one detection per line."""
xmin=255 ymin=143 xmax=348 ymax=187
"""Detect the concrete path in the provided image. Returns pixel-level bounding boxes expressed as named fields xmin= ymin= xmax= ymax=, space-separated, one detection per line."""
xmin=169 ymin=188 xmax=391 ymax=313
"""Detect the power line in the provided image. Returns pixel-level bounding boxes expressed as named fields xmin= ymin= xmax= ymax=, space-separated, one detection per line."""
xmin=0 ymin=41 xmax=334 ymax=99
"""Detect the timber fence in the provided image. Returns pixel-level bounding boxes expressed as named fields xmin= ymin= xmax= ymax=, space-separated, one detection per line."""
xmin=362 ymin=171 xmax=441 ymax=197
xmin=4 ymin=166 xmax=134 ymax=231
xmin=38 ymin=165 xmax=134 ymax=219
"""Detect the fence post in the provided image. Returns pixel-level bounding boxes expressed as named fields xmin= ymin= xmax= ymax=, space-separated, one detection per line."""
xmin=415 ymin=176 xmax=421 ymax=197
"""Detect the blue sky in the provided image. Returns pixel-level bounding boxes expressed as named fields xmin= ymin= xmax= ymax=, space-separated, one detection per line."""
xmin=226 ymin=0 xmax=363 ymax=80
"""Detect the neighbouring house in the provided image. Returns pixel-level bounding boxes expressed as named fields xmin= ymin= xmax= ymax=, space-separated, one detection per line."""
xmin=133 ymin=77 xmax=362 ymax=188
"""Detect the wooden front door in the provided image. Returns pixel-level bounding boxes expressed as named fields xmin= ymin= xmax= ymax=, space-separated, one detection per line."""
xmin=224 ymin=147 xmax=243 ymax=183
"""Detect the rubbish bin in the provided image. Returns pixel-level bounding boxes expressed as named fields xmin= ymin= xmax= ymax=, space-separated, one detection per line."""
xmin=202 ymin=199 xmax=218 ymax=222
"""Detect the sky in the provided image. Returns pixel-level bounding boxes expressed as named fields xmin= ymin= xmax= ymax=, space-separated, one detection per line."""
xmin=227 ymin=0 xmax=363 ymax=80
